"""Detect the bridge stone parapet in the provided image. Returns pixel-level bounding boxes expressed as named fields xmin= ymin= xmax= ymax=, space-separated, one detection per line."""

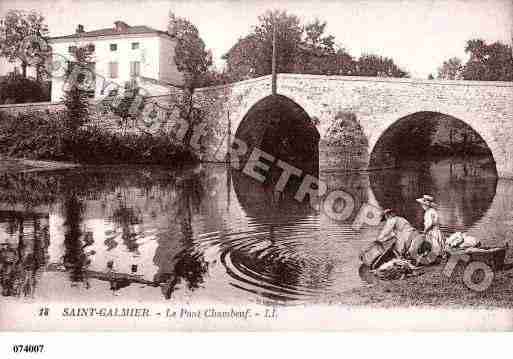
xmin=197 ymin=74 xmax=513 ymax=178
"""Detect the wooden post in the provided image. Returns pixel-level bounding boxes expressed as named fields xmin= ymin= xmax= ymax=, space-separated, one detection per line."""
xmin=271 ymin=22 xmax=277 ymax=95
xmin=226 ymin=109 xmax=231 ymax=163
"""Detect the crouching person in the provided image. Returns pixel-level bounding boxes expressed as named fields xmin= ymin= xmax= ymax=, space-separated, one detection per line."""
xmin=378 ymin=208 xmax=435 ymax=264
xmin=377 ymin=209 xmax=419 ymax=259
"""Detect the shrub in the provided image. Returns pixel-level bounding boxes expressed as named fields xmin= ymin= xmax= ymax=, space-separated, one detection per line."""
xmin=0 ymin=111 xmax=198 ymax=165
xmin=0 ymin=76 xmax=50 ymax=104
xmin=0 ymin=111 xmax=68 ymax=160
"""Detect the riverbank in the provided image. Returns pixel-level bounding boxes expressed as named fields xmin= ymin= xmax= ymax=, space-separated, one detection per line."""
xmin=0 ymin=111 xmax=199 ymax=166
xmin=333 ymin=260 xmax=513 ymax=308
xmin=0 ymin=157 xmax=79 ymax=173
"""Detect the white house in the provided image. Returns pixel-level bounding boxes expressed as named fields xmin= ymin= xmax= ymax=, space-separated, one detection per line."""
xmin=48 ymin=21 xmax=184 ymax=102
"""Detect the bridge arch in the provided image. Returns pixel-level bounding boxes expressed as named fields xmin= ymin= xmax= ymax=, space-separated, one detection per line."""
xmin=368 ymin=110 xmax=499 ymax=173
xmin=235 ymin=94 xmax=320 ymax=178
xmin=368 ymin=111 xmax=498 ymax=230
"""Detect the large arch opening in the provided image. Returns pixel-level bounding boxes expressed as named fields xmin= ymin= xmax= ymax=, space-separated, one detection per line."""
xmin=235 ymin=95 xmax=320 ymax=182
xmin=370 ymin=112 xmax=496 ymax=170
xmin=369 ymin=112 xmax=498 ymax=230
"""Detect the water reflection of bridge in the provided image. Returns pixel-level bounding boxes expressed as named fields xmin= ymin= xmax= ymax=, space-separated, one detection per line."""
xmin=369 ymin=157 xmax=498 ymax=230
xmin=0 ymin=159 xmax=508 ymax=301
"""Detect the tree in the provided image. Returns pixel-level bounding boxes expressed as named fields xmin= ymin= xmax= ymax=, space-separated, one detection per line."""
xmin=62 ymin=45 xmax=93 ymax=132
xmin=253 ymin=10 xmax=304 ymax=75
xmin=0 ymin=10 xmax=49 ymax=78
xmin=222 ymin=34 xmax=260 ymax=81
xmin=437 ymin=57 xmax=463 ymax=80
xmin=223 ymin=12 xmax=359 ymax=81
xmin=200 ymin=68 xmax=231 ymax=87
xmin=294 ymin=19 xmax=355 ymax=75
xmin=355 ymin=54 xmax=408 ymax=78
xmin=461 ymin=39 xmax=513 ymax=81
xmin=303 ymin=19 xmax=335 ymax=52
xmin=223 ymin=11 xmax=407 ymax=81
xmin=165 ymin=12 xmax=219 ymax=158
xmin=223 ymin=10 xmax=304 ymax=81
xmin=168 ymin=12 xmax=212 ymax=90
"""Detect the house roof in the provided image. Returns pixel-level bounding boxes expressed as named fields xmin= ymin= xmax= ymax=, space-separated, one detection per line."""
xmin=50 ymin=24 xmax=172 ymax=41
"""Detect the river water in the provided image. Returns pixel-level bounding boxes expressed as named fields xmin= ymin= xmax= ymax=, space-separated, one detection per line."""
xmin=0 ymin=156 xmax=510 ymax=304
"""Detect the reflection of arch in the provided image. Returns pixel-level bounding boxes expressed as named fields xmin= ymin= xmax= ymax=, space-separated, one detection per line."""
xmin=227 ymin=169 xmax=328 ymax=302
xmin=369 ymin=111 xmax=497 ymax=170
xmin=235 ymin=94 xmax=320 ymax=177
xmin=369 ymin=161 xmax=497 ymax=230
xmin=231 ymin=169 xmax=314 ymax=220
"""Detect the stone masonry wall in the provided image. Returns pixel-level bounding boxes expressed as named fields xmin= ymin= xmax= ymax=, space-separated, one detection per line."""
xmin=0 ymin=101 xmax=65 ymax=117
xmin=198 ymin=74 xmax=513 ymax=178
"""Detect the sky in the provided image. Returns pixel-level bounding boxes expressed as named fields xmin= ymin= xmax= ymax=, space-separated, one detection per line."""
xmin=0 ymin=0 xmax=512 ymax=79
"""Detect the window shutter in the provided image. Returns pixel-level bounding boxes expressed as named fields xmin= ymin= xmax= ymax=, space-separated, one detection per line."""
xmin=130 ymin=61 xmax=140 ymax=77
xmin=109 ymin=62 xmax=118 ymax=78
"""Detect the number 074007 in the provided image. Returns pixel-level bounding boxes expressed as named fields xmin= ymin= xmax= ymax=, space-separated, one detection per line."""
xmin=12 ymin=344 xmax=45 ymax=353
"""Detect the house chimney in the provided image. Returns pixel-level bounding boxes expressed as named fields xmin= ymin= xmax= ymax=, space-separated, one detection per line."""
xmin=76 ymin=24 xmax=84 ymax=34
xmin=114 ymin=21 xmax=129 ymax=32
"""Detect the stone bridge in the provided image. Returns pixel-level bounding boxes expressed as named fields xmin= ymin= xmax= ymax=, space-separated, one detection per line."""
xmin=195 ymin=74 xmax=513 ymax=178
xmin=1 ymin=73 xmax=511 ymax=177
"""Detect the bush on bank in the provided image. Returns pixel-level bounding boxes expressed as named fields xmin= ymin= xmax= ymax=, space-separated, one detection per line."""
xmin=0 ymin=111 xmax=198 ymax=165
xmin=0 ymin=75 xmax=50 ymax=104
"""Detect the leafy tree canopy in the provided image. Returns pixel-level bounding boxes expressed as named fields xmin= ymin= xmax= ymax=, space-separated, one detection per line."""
xmin=222 ymin=10 xmax=407 ymax=82
xmin=168 ymin=12 xmax=213 ymax=90
xmin=355 ymin=54 xmax=408 ymax=78
xmin=222 ymin=10 xmax=303 ymax=81
xmin=437 ymin=39 xmax=513 ymax=82
xmin=462 ymin=39 xmax=513 ymax=81
xmin=437 ymin=57 xmax=463 ymax=80
xmin=0 ymin=9 xmax=49 ymax=78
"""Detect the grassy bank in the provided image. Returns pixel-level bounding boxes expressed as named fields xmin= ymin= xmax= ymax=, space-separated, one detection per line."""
xmin=0 ymin=111 xmax=198 ymax=166
xmin=332 ymin=260 xmax=513 ymax=308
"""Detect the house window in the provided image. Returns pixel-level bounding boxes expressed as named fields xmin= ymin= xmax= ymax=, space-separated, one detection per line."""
xmin=110 ymin=43 xmax=117 ymax=51
xmin=68 ymin=46 xmax=77 ymax=53
xmin=130 ymin=61 xmax=140 ymax=77
xmin=109 ymin=62 xmax=118 ymax=78
xmin=131 ymin=42 xmax=139 ymax=50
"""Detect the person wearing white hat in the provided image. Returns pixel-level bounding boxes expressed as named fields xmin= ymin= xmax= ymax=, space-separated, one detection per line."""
xmin=416 ymin=195 xmax=444 ymax=264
